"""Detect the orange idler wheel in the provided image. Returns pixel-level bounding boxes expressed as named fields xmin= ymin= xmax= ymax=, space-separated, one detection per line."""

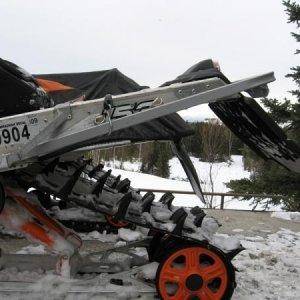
xmin=105 ymin=215 xmax=129 ymax=228
xmin=156 ymin=245 xmax=234 ymax=300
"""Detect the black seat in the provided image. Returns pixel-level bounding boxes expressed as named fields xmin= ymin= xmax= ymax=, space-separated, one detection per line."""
xmin=0 ymin=58 xmax=51 ymax=118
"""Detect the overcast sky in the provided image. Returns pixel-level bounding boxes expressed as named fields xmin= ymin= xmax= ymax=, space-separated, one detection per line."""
xmin=0 ymin=0 xmax=298 ymax=121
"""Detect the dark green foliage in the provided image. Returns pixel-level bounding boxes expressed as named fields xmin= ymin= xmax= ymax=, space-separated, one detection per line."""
xmin=227 ymin=161 xmax=300 ymax=211
xmin=154 ymin=142 xmax=172 ymax=178
xmin=89 ymin=119 xmax=237 ymax=181
xmin=227 ymin=1 xmax=300 ymax=211
xmin=140 ymin=141 xmax=172 ymax=178
xmin=182 ymin=122 xmax=203 ymax=157
xmin=261 ymin=98 xmax=293 ymax=124
xmin=90 ymin=141 xmax=172 ymax=178
xmin=284 ymin=0 xmax=300 ymax=55
xmin=182 ymin=121 xmax=242 ymax=160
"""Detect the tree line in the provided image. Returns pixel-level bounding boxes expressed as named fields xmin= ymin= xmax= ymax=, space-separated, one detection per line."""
xmin=89 ymin=118 xmax=241 ymax=178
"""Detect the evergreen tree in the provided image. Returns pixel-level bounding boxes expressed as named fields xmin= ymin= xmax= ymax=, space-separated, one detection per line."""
xmin=155 ymin=142 xmax=172 ymax=178
xmin=227 ymin=0 xmax=300 ymax=211
xmin=140 ymin=141 xmax=172 ymax=178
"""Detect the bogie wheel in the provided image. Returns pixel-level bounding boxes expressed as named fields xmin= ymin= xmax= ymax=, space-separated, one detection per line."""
xmin=105 ymin=215 xmax=129 ymax=228
xmin=156 ymin=244 xmax=235 ymax=300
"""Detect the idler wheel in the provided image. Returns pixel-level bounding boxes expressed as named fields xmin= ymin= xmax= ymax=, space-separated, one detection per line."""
xmin=156 ymin=244 xmax=235 ymax=299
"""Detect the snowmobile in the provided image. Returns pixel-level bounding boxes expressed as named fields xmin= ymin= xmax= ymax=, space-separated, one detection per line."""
xmin=0 ymin=57 xmax=299 ymax=299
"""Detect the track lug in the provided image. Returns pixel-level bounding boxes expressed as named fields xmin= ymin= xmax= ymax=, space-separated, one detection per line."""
xmin=170 ymin=207 xmax=187 ymax=222
xmin=194 ymin=213 xmax=206 ymax=227
xmin=58 ymin=162 xmax=88 ymax=199
xmin=191 ymin=208 xmax=206 ymax=227
xmin=111 ymin=175 xmax=121 ymax=189
xmin=92 ymin=170 xmax=112 ymax=196
xmin=116 ymin=178 xmax=131 ymax=193
xmin=190 ymin=206 xmax=205 ymax=216
xmin=88 ymin=163 xmax=104 ymax=178
xmin=226 ymin=245 xmax=245 ymax=260
xmin=141 ymin=192 xmax=155 ymax=212
xmin=42 ymin=158 xmax=60 ymax=175
xmin=172 ymin=210 xmax=188 ymax=235
xmin=159 ymin=192 xmax=174 ymax=209
xmin=170 ymin=208 xmax=188 ymax=235
xmin=113 ymin=192 xmax=132 ymax=220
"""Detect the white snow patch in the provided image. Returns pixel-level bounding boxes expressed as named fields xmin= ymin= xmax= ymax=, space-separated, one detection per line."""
xmin=232 ymin=228 xmax=244 ymax=233
xmin=79 ymin=231 xmax=118 ymax=243
xmin=130 ymin=247 xmax=148 ymax=259
xmin=105 ymin=159 xmax=141 ymax=172
xmin=138 ymin=262 xmax=159 ymax=280
xmin=52 ymin=206 xmax=103 ymax=221
xmin=118 ymin=228 xmax=143 ymax=242
xmin=271 ymin=211 xmax=300 ymax=222
xmin=0 ymin=224 xmax=24 ymax=237
xmin=0 ymin=267 xmax=46 ymax=282
xmin=233 ymin=228 xmax=300 ymax=299
xmin=201 ymin=216 xmax=220 ymax=236
xmin=30 ymin=274 xmax=74 ymax=298
xmin=16 ymin=244 xmax=46 ymax=255
xmin=109 ymin=155 xmax=283 ymax=211
xmin=113 ymin=285 xmax=140 ymax=299
xmin=212 ymin=233 xmax=241 ymax=252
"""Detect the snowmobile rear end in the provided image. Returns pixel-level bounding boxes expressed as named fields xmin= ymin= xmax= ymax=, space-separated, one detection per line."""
xmin=0 ymin=57 xmax=298 ymax=299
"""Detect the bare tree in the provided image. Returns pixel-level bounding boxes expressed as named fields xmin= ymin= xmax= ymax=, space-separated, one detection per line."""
xmin=199 ymin=119 xmax=232 ymax=208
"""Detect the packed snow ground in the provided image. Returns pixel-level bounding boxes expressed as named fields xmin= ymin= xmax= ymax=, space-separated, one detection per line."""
xmin=232 ymin=228 xmax=300 ymax=300
xmin=271 ymin=211 xmax=300 ymax=222
xmin=0 ymin=227 xmax=299 ymax=299
xmin=107 ymin=155 xmax=282 ymax=211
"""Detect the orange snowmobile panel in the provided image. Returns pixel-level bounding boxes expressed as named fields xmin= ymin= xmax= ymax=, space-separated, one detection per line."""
xmin=21 ymin=221 xmax=54 ymax=247
xmin=4 ymin=187 xmax=82 ymax=250
xmin=36 ymin=78 xmax=73 ymax=92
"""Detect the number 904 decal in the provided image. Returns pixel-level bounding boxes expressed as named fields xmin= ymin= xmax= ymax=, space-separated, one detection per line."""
xmin=0 ymin=124 xmax=30 ymax=145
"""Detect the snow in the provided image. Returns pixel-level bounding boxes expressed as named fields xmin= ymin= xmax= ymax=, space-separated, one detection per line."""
xmin=16 ymin=245 xmax=46 ymax=255
xmin=0 ymin=224 xmax=23 ymax=237
xmin=0 ymin=267 xmax=46 ymax=282
xmin=271 ymin=211 xmax=300 ymax=222
xmin=138 ymin=262 xmax=159 ymax=280
xmin=1 ymin=228 xmax=299 ymax=299
xmin=232 ymin=228 xmax=300 ymax=300
xmin=232 ymin=228 xmax=244 ymax=233
xmin=52 ymin=207 xmax=104 ymax=221
xmin=79 ymin=230 xmax=118 ymax=243
xmin=108 ymin=155 xmax=283 ymax=211
xmin=113 ymin=286 xmax=141 ymax=300
xmin=30 ymin=274 xmax=75 ymax=298
xmin=79 ymin=228 xmax=145 ymax=244
xmin=106 ymin=160 xmax=141 ymax=172
xmin=201 ymin=216 xmax=220 ymax=236
xmin=212 ymin=233 xmax=241 ymax=252
xmin=118 ymin=228 xmax=143 ymax=242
